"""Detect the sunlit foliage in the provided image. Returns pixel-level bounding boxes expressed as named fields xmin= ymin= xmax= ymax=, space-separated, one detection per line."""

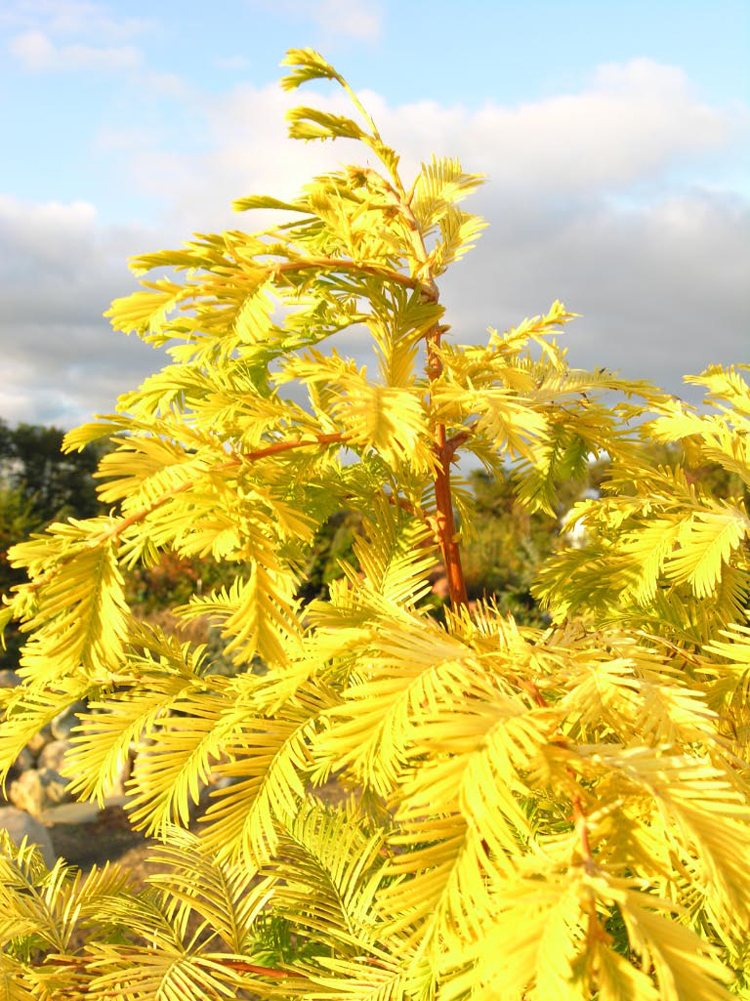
xmin=1 ymin=48 xmax=749 ymax=1000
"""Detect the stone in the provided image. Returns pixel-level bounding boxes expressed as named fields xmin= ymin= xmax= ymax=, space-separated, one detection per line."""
xmin=37 ymin=768 xmax=72 ymax=808
xmin=25 ymin=725 xmax=54 ymax=759
xmin=0 ymin=670 xmax=21 ymax=689
xmin=9 ymin=767 xmax=73 ymax=817
xmin=9 ymin=769 xmax=43 ymax=817
xmin=51 ymin=700 xmax=87 ymax=740
xmin=41 ymin=800 xmax=101 ymax=825
xmin=102 ymin=756 xmax=131 ymax=799
xmin=1 ymin=749 xmax=32 ymax=807
xmin=0 ymin=806 xmax=55 ymax=868
xmin=37 ymin=738 xmax=71 ymax=773
xmin=12 ymin=747 xmax=34 ymax=775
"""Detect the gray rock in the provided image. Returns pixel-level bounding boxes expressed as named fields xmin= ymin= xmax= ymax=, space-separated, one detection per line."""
xmin=12 ymin=747 xmax=34 ymax=774
xmin=9 ymin=767 xmax=73 ymax=817
xmin=9 ymin=770 xmax=44 ymax=817
xmin=0 ymin=670 xmax=21 ymax=689
xmin=51 ymin=700 xmax=87 ymax=740
xmin=38 ymin=739 xmax=71 ymax=773
xmin=25 ymin=725 xmax=53 ymax=759
xmin=38 ymin=768 xmax=73 ymax=808
xmin=103 ymin=756 xmax=131 ymax=799
xmin=39 ymin=793 xmax=129 ymax=827
xmin=0 ymin=806 xmax=55 ymax=868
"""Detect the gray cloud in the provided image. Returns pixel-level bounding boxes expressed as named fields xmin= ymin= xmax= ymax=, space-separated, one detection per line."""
xmin=441 ymin=186 xmax=749 ymax=399
xmin=0 ymin=196 xmax=166 ymax=426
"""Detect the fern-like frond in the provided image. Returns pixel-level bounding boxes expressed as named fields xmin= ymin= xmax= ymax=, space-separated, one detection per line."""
xmin=411 ymin=155 xmax=484 ymax=230
xmin=319 ymin=616 xmax=487 ymax=796
xmin=577 ymin=744 xmax=750 ymax=930
xmin=125 ymin=686 xmax=237 ymax=834
xmin=280 ymin=48 xmax=344 ymax=91
xmin=64 ymin=674 xmax=221 ymax=806
xmin=146 ymin=826 xmax=272 ymax=955
xmin=87 ymin=941 xmax=248 ymax=1001
xmin=349 ymin=503 xmax=437 ymax=609
xmin=9 ymin=522 xmax=131 ymax=680
xmin=440 ymin=866 xmax=589 ymax=1001
xmin=269 ymin=801 xmax=387 ymax=951
xmin=664 ymin=505 xmax=749 ymax=598
xmin=178 ymin=561 xmax=302 ymax=668
xmin=0 ymin=681 xmax=90 ymax=780
xmin=199 ymin=693 xmax=328 ymax=866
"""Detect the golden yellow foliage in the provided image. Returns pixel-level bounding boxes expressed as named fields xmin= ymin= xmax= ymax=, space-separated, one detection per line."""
xmin=1 ymin=48 xmax=749 ymax=1001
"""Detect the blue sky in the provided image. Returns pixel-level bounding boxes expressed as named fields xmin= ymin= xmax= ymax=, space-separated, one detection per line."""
xmin=0 ymin=0 xmax=747 ymax=427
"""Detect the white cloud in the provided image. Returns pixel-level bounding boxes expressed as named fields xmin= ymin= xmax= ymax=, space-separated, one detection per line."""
xmin=118 ymin=57 xmax=746 ymax=244
xmin=246 ymin=0 xmax=382 ymax=42
xmin=9 ymin=28 xmax=142 ymax=70
xmin=1 ymin=1 xmax=151 ymax=41
xmin=316 ymin=0 xmax=381 ymax=41
xmin=1 ymin=58 xmax=747 ymax=428
xmin=4 ymin=0 xmax=149 ymax=72
xmin=365 ymin=59 xmax=742 ymax=196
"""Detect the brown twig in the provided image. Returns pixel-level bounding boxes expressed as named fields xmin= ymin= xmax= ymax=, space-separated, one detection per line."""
xmin=216 ymin=959 xmax=299 ymax=979
xmin=516 ymin=679 xmax=597 ymax=873
xmin=519 ymin=678 xmax=548 ymax=709
xmin=270 ymin=256 xmax=436 ymax=299
xmin=566 ymin=765 xmax=597 ymax=877
xmin=33 ymin=952 xmax=306 ymax=984
xmin=239 ymin=431 xmax=350 ymax=463
xmin=19 ymin=432 xmax=352 ymax=593
xmin=380 ymin=491 xmax=442 ymax=549
xmin=99 ymin=432 xmax=351 ymax=546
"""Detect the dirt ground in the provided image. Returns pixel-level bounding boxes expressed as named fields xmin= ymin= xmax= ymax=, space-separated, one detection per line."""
xmin=47 ymin=776 xmax=349 ymax=880
xmin=48 ymin=805 xmax=158 ymax=881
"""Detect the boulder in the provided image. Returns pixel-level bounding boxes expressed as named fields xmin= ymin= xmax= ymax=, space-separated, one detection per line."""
xmin=0 ymin=806 xmax=55 ymax=868
xmin=9 ymin=767 xmax=73 ymax=817
xmin=38 ymin=739 xmax=71 ymax=773
xmin=1 ymin=749 xmax=34 ymax=807
xmin=12 ymin=747 xmax=34 ymax=775
xmin=51 ymin=701 xmax=87 ymax=740
xmin=102 ymin=756 xmax=131 ymax=798
xmin=26 ymin=725 xmax=54 ymax=759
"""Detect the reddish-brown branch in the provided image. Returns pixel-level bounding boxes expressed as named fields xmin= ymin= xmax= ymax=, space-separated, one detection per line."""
xmin=444 ymin=424 xmax=476 ymax=463
xmin=271 ymin=257 xmax=435 ymax=298
xmin=99 ymin=432 xmax=351 ymax=546
xmin=35 ymin=953 xmax=305 ymax=983
xmin=239 ymin=431 xmax=350 ymax=463
xmin=513 ymin=683 xmax=595 ymax=869
xmin=22 ymin=432 xmax=351 ymax=593
xmin=432 ymin=421 xmax=468 ymax=609
xmin=519 ymin=678 xmax=548 ymax=708
xmin=422 ymin=315 xmax=468 ymax=610
xmin=572 ymin=791 xmax=594 ymax=864
xmin=567 ymin=766 xmax=596 ymax=873
xmin=217 ymin=959 xmax=299 ymax=978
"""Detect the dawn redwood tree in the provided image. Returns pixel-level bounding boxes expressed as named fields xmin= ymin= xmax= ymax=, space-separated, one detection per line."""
xmin=1 ymin=49 xmax=750 ymax=1001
